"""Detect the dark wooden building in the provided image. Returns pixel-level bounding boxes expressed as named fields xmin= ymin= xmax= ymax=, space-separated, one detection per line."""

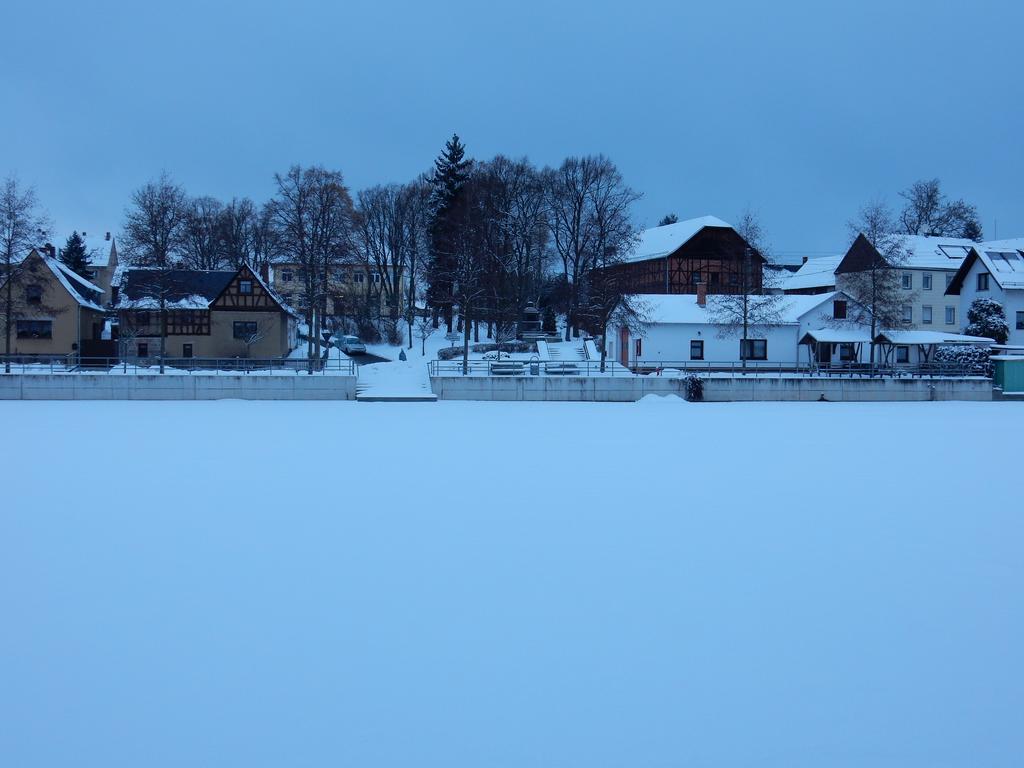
xmin=607 ymin=216 xmax=765 ymax=295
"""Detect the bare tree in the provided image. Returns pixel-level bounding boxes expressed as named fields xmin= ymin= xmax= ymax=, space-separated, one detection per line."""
xmin=121 ymin=172 xmax=189 ymax=373
xmin=899 ymin=179 xmax=982 ymax=240
xmin=403 ymin=178 xmax=431 ymax=349
xmin=545 ymin=156 xmax=600 ymax=340
xmin=841 ymin=201 xmax=913 ymax=366
xmin=0 ymin=176 xmax=49 ymax=371
xmin=708 ymin=245 xmax=784 ymax=369
xmin=355 ymin=184 xmax=412 ymax=321
xmin=577 ymin=162 xmax=642 ymax=372
xmin=414 ymin=312 xmax=435 ymax=356
xmin=181 ymin=196 xmax=227 ymax=270
xmin=270 ymin=165 xmax=355 ymax=372
xmin=220 ymin=197 xmax=260 ymax=268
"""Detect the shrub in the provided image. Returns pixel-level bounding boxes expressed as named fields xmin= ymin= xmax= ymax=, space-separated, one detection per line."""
xmin=684 ymin=374 xmax=704 ymax=402
xmin=965 ymin=298 xmax=1009 ymax=344
xmin=933 ymin=345 xmax=992 ymax=376
xmin=470 ymin=341 xmax=534 ymax=354
xmin=437 ymin=346 xmax=464 ymax=360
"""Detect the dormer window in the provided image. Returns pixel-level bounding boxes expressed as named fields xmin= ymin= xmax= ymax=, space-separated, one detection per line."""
xmin=26 ymin=284 xmax=43 ymax=304
xmin=239 ymin=279 xmax=253 ymax=295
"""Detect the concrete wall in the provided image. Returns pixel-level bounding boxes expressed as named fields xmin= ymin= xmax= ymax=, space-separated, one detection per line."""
xmin=0 ymin=374 xmax=356 ymax=400
xmin=430 ymin=375 xmax=992 ymax=402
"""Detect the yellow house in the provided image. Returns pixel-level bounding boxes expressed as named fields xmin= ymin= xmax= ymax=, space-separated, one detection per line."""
xmin=268 ymin=259 xmax=406 ymax=319
xmin=116 ymin=264 xmax=299 ymax=359
xmin=1 ymin=248 xmax=107 ymax=359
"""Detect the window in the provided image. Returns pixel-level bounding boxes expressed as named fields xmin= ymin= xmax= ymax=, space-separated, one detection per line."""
xmin=233 ymin=321 xmax=258 ymax=339
xmin=371 ymin=273 xmax=382 ymax=284
xmin=690 ymin=270 xmax=702 ymax=285
xmin=1017 ymin=311 xmax=1024 ymax=331
xmin=839 ymin=343 xmax=856 ymax=362
xmin=833 ymin=300 xmax=847 ymax=319
xmin=740 ymin=339 xmax=767 ymax=360
xmin=895 ymin=345 xmax=910 ymax=364
xmin=354 ymin=272 xmax=366 ymax=284
xmin=690 ymin=340 xmax=704 ymax=360
xmin=901 ymin=305 xmax=913 ymax=324
xmin=945 ymin=273 xmax=954 ymax=289
xmin=16 ymin=320 xmax=52 ymax=339
xmin=902 ymin=273 xmax=913 ymax=290
xmin=25 ymin=284 xmax=43 ymax=304
xmin=633 ymin=338 xmax=642 ymax=358
xmin=977 ymin=273 xmax=990 ymax=291
xmin=922 ymin=273 xmax=932 ymax=290
xmin=922 ymin=305 xmax=932 ymax=325
xmin=135 ymin=311 xmax=151 ymax=325
xmin=182 ymin=343 xmax=193 ymax=358
xmin=945 ymin=306 xmax=956 ymax=325
xmin=708 ymin=272 xmax=720 ymax=287
xmin=239 ymin=279 xmax=253 ymax=294
xmin=281 ymin=269 xmax=293 ymax=283
xmin=137 ymin=342 xmax=149 ymax=357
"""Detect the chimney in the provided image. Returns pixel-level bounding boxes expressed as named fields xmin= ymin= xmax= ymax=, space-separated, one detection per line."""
xmin=44 ymin=243 xmax=56 ymax=259
xmin=105 ymin=231 xmax=111 ymax=241
xmin=260 ymin=263 xmax=270 ymax=284
xmin=696 ymin=283 xmax=707 ymax=307
xmin=802 ymin=256 xmax=808 ymax=264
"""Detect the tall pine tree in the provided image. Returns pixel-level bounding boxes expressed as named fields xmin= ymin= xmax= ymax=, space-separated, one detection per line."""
xmin=59 ymin=231 xmax=94 ymax=279
xmin=426 ymin=134 xmax=471 ymax=329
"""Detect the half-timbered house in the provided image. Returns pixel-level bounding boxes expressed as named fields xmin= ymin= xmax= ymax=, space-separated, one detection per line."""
xmin=115 ymin=264 xmax=299 ymax=359
xmin=605 ymin=215 xmax=765 ymax=295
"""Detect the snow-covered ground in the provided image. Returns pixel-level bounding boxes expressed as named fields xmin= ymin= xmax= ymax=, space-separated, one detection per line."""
xmin=1 ymin=401 xmax=1021 ymax=767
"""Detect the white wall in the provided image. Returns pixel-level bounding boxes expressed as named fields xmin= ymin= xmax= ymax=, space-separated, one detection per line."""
xmin=955 ymin=259 xmax=1024 ymax=345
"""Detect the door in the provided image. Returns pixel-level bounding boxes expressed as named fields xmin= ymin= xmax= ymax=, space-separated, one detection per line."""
xmin=816 ymin=342 xmax=832 ymax=364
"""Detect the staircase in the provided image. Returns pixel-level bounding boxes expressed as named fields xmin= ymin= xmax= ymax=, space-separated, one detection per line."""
xmin=544 ymin=341 xmax=585 ymax=375
xmin=355 ymin=361 xmax=438 ymax=402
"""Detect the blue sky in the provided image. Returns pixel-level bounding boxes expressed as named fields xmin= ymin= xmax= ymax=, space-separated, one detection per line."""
xmin=2 ymin=0 xmax=1022 ymax=255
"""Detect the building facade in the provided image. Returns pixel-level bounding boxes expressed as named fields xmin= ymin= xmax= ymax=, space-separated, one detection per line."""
xmin=946 ymin=242 xmax=1024 ymax=345
xmin=0 ymin=249 xmax=106 ymax=358
xmin=116 ymin=264 xmax=299 ymax=359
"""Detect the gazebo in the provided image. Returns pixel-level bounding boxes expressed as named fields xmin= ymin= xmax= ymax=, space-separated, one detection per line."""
xmin=872 ymin=331 xmax=993 ymax=366
xmin=797 ymin=329 xmax=873 ymax=368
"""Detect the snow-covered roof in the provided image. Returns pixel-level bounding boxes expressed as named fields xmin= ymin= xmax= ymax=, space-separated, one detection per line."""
xmin=39 ymin=256 xmax=105 ymax=311
xmin=780 ymin=255 xmax=842 ymax=292
xmin=76 ymin=230 xmax=116 ymax=267
xmin=875 ymin=330 xmax=994 ymax=345
xmin=973 ymin=246 xmax=1024 ymax=289
xmin=624 ymin=216 xmax=733 ymax=264
xmin=798 ymin=328 xmax=873 ymax=344
xmin=897 ymin=235 xmax=976 ymax=270
xmin=641 ymin=291 xmax=843 ymax=325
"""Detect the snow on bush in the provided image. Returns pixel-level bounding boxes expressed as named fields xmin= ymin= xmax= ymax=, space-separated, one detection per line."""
xmin=965 ymin=298 xmax=1009 ymax=345
xmin=933 ymin=344 xmax=993 ymax=375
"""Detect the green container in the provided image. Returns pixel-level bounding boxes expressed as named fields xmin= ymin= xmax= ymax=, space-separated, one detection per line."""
xmin=993 ymin=357 xmax=1024 ymax=393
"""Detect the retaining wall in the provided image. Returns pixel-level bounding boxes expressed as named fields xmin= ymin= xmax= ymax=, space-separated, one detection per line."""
xmin=429 ymin=375 xmax=993 ymax=402
xmin=0 ymin=374 xmax=357 ymax=401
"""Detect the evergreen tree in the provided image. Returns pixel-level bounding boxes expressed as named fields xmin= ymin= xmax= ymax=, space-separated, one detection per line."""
xmin=59 ymin=231 xmax=94 ymax=279
xmin=964 ymin=298 xmax=1009 ymax=344
xmin=426 ymin=134 xmax=471 ymax=329
xmin=657 ymin=213 xmax=679 ymax=226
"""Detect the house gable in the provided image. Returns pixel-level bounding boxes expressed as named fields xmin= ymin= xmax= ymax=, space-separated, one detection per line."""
xmin=211 ymin=266 xmax=285 ymax=313
xmin=945 ymin=248 xmax=982 ymax=295
xmin=835 ymin=234 xmax=888 ymax=274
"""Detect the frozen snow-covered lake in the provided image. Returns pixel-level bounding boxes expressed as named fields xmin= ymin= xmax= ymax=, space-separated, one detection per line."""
xmin=1 ymin=400 xmax=1021 ymax=767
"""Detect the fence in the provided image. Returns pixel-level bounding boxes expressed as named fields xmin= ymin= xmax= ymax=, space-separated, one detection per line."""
xmin=0 ymin=355 xmax=357 ymax=376
xmin=428 ymin=358 xmax=990 ymax=379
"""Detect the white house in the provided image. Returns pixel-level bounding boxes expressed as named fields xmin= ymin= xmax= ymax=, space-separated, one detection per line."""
xmin=779 ymin=254 xmax=842 ymax=295
xmin=945 ymin=241 xmax=1024 ymax=345
xmin=608 ymin=290 xmax=866 ymax=367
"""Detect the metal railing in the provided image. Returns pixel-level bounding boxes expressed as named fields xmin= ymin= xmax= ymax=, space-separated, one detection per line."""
xmin=428 ymin=358 xmax=991 ymax=379
xmin=0 ymin=354 xmax=357 ymax=376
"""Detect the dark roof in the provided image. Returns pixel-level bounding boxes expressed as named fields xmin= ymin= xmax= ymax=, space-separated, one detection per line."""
xmin=944 ymin=248 xmax=980 ymax=295
xmin=834 ymin=233 xmax=888 ymax=274
xmin=122 ymin=269 xmax=235 ymax=304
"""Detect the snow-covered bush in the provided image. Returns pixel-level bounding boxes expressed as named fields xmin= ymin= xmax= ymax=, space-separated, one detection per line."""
xmin=965 ymin=298 xmax=1009 ymax=344
xmin=684 ymin=374 xmax=705 ymax=402
xmin=437 ymin=346 xmax=464 ymax=360
xmin=482 ymin=351 xmax=512 ymax=361
xmin=933 ymin=345 xmax=993 ymax=375
xmin=471 ymin=341 xmax=534 ymax=354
